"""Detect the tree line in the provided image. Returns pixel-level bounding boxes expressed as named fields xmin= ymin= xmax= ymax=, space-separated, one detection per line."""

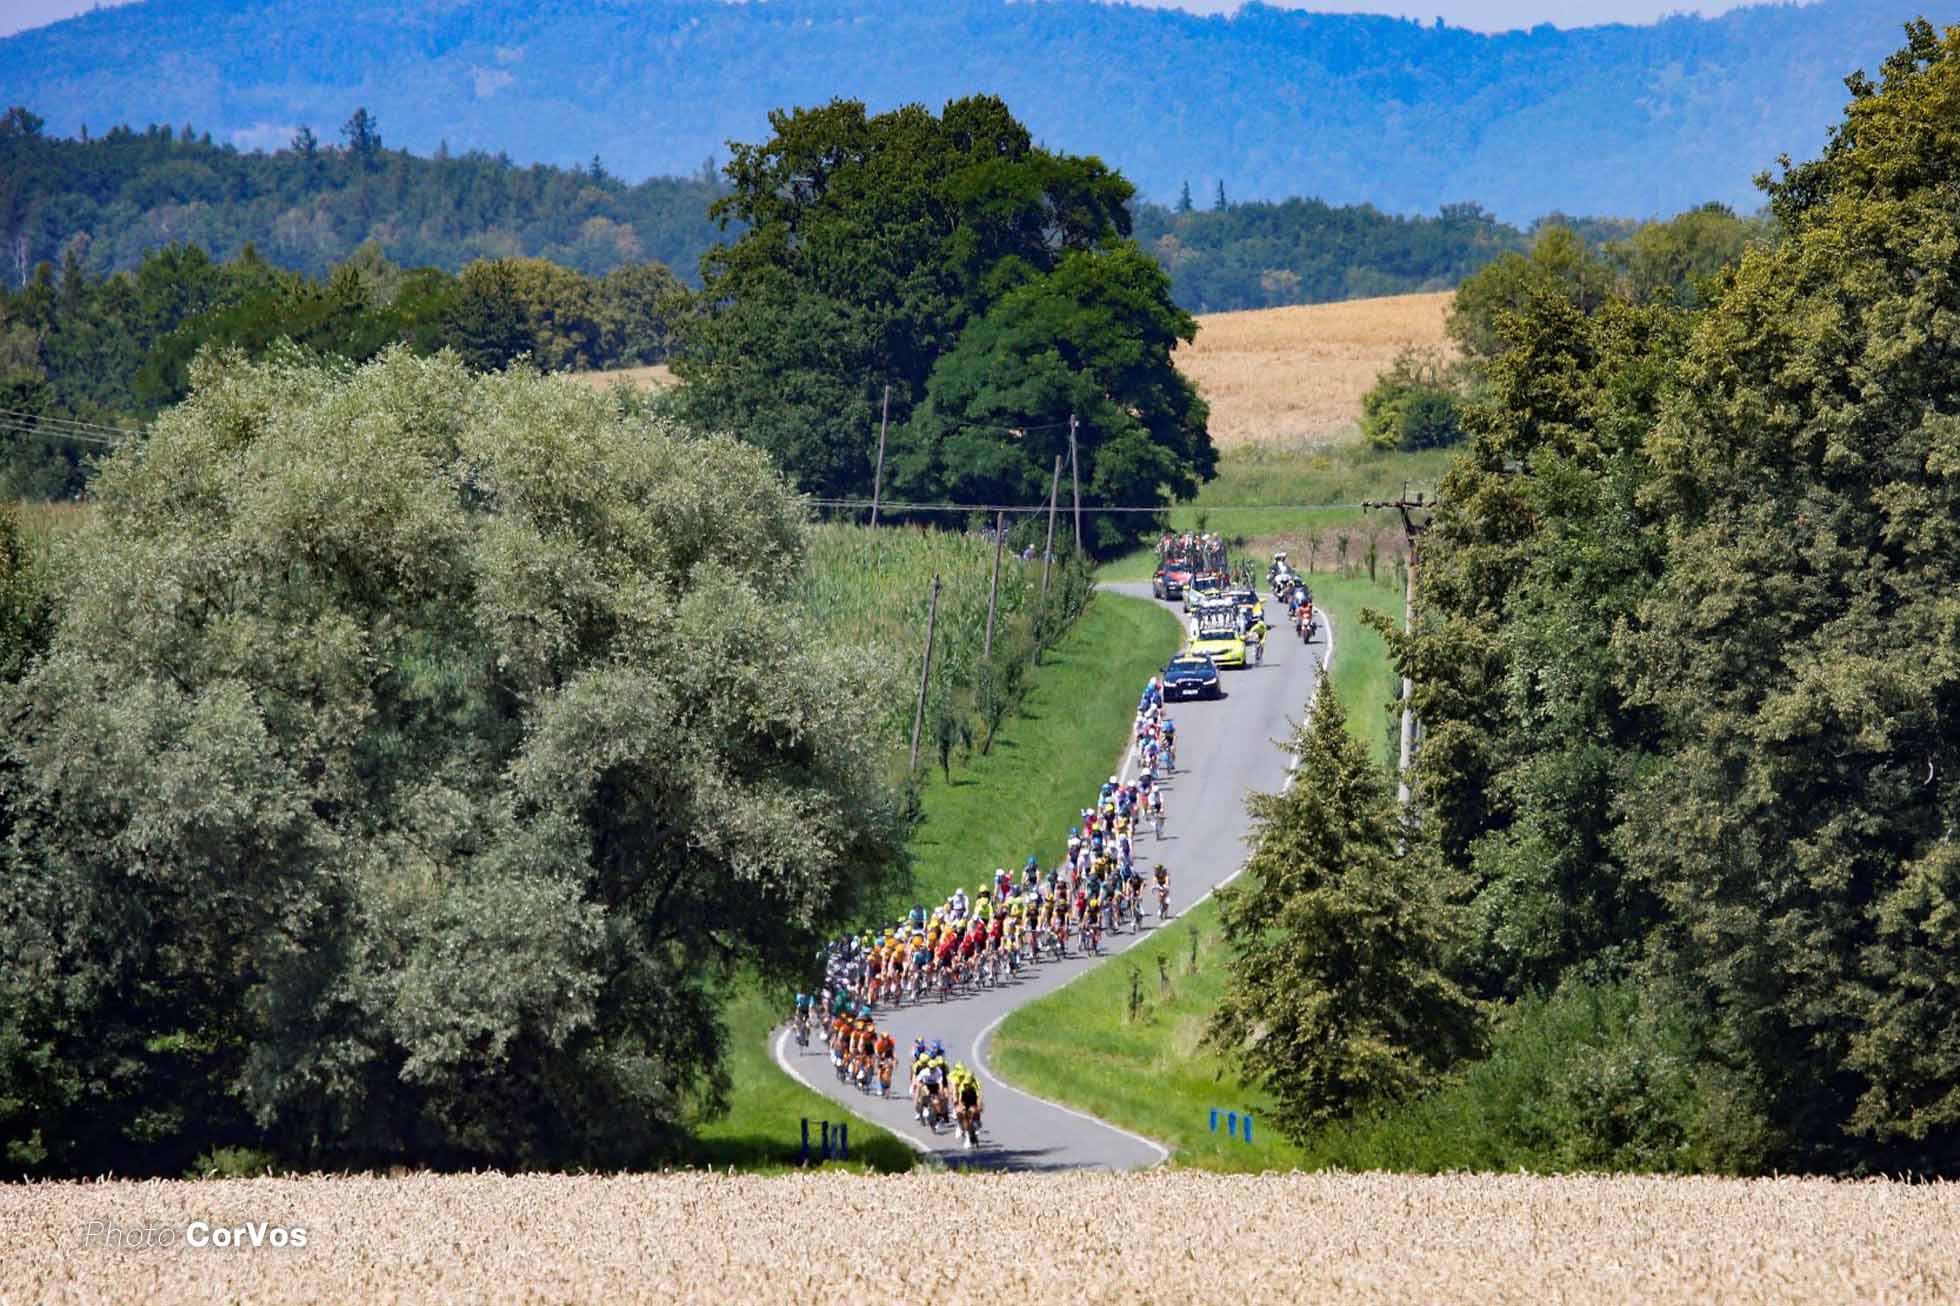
xmin=3 ymin=101 xmax=1666 ymax=323
xmin=1356 ymin=204 xmax=1772 ymax=454
xmin=0 ymin=105 xmax=725 ymax=285
xmin=1208 ymin=21 xmax=1960 ymax=1175
xmin=0 ymin=240 xmax=681 ymax=498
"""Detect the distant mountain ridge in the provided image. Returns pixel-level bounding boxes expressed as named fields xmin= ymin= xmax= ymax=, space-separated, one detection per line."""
xmin=0 ymin=0 xmax=1933 ymax=218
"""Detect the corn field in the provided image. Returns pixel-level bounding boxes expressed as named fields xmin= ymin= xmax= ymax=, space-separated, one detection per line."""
xmin=7 ymin=1170 xmax=1954 ymax=1304
xmin=802 ymin=522 xmax=1092 ymax=776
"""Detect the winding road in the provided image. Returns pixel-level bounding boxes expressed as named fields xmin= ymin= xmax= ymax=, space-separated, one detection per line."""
xmin=775 ymin=582 xmax=1332 ymax=1170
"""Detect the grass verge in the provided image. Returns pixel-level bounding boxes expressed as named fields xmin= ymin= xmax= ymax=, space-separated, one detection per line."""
xmin=689 ymin=591 xmax=1184 ymax=1169
xmin=987 ymin=570 xmax=1406 ymax=1169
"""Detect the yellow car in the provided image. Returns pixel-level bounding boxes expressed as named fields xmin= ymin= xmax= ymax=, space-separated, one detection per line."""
xmin=1189 ymin=625 xmax=1247 ymax=669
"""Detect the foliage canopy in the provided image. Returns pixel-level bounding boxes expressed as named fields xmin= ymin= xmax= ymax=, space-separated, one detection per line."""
xmin=1389 ymin=19 xmax=1960 ymax=1173
xmin=674 ymin=96 xmax=1214 ymax=544
xmin=0 ymin=348 xmax=908 ymax=1175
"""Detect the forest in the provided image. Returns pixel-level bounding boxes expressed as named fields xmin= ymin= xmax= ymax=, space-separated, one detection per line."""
xmin=1214 ymin=19 xmax=1960 ymax=1175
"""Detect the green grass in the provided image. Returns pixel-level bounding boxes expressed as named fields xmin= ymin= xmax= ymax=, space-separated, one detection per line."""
xmin=1312 ymin=571 xmax=1407 ymax=768
xmin=987 ymin=569 xmax=1408 ymax=1169
xmin=688 ymin=591 xmax=1184 ymax=1169
xmin=687 ymin=984 xmax=923 ymax=1173
xmin=903 ymin=591 xmax=1184 ymax=907
xmin=990 ymin=896 xmax=1312 ymax=1170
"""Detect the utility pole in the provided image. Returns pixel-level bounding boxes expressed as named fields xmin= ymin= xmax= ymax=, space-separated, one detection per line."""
xmin=983 ymin=509 xmax=1005 ymax=659
xmin=1067 ymin=413 xmax=1082 ymax=555
xmin=1040 ymin=454 xmax=1061 ymax=603
xmin=1362 ymin=492 xmax=1434 ymax=809
xmin=909 ymin=573 xmax=942 ymax=775
xmin=868 ymin=383 xmax=890 ymax=529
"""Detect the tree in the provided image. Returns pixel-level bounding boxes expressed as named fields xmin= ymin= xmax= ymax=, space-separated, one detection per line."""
xmin=1205 ymin=682 xmax=1482 ymax=1140
xmin=0 ymin=348 xmax=909 ymax=1176
xmin=1445 ymin=225 xmax=1615 ymax=362
xmin=0 ymin=503 xmax=48 ymax=686
xmin=671 ymin=95 xmax=1159 ymax=507
xmin=1619 ymin=19 xmax=1960 ymax=1168
xmin=441 ymin=259 xmax=528 ymax=371
xmin=1358 ymin=345 xmax=1467 ymax=452
xmin=1390 ymin=20 xmax=1960 ymax=1173
xmin=341 ymin=107 xmax=381 ymax=169
xmin=290 ymin=125 xmax=317 ymax=158
xmin=1176 ymin=180 xmax=1194 ymax=214
xmin=893 ymin=242 xmax=1215 ymax=551
xmin=1212 ymin=179 xmax=1227 ymax=211
xmin=598 ymin=261 xmax=684 ymax=364
xmin=0 ymin=108 xmax=44 ymax=141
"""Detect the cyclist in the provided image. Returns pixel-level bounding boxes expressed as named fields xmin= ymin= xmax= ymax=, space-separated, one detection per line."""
xmin=951 ymin=1062 xmax=985 ymax=1148
xmin=874 ymin=1029 xmax=896 ymax=1097
xmin=1150 ymin=786 xmax=1165 ymax=839
xmin=1250 ymin=615 xmax=1269 ymax=664
xmin=1153 ymin=863 xmax=1172 ymax=919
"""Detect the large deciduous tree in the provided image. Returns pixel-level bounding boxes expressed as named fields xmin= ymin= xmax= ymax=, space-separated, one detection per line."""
xmin=893 ymin=243 xmax=1213 ymax=552
xmin=673 ymin=95 xmax=1213 ymax=537
xmin=0 ymin=347 xmax=907 ymax=1176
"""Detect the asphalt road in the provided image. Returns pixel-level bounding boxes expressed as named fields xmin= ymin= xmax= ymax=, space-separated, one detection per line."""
xmin=775 ymin=581 xmax=1331 ymax=1170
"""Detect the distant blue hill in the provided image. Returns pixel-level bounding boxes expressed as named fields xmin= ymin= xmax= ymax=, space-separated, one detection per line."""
xmin=0 ymin=0 xmax=1931 ymax=219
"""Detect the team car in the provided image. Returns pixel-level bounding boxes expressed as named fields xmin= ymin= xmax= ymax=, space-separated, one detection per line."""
xmin=1188 ymin=609 xmax=1248 ymax=668
xmin=1182 ymin=574 xmax=1224 ymax=613
xmin=1153 ymin=563 xmax=1190 ymax=600
xmin=1162 ymin=652 xmax=1223 ymax=700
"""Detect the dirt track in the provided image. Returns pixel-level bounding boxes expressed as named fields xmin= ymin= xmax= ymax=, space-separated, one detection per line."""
xmin=6 ymin=1169 xmax=1952 ymax=1304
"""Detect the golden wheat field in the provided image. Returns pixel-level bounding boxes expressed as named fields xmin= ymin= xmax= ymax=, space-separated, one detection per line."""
xmin=564 ymin=293 xmax=1449 ymax=447
xmin=1177 ymin=291 xmax=1455 ymax=447
xmin=563 ymin=362 xmax=677 ymax=392
xmin=5 ymin=1170 xmax=1952 ymax=1305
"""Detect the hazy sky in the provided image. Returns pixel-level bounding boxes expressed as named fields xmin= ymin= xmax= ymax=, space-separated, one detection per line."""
xmin=0 ymin=0 xmax=1794 ymax=40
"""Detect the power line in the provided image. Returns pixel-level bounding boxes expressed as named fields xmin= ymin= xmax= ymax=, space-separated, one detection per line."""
xmin=0 ymin=406 xmax=143 ymax=440
xmin=0 ymin=417 xmax=130 ymax=448
xmin=809 ymin=497 xmax=1372 ymax=515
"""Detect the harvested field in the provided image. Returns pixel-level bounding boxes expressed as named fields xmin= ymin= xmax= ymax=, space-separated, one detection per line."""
xmin=1179 ymin=291 xmax=1455 ymax=447
xmin=563 ymin=362 xmax=676 ymax=392
xmin=7 ymin=1170 xmax=1953 ymax=1304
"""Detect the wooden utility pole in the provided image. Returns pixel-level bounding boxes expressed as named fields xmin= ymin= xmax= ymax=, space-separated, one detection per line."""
xmin=868 ymin=383 xmax=891 ymax=529
xmin=1362 ymin=492 xmax=1434 ymax=808
xmin=1040 ymin=454 xmax=1061 ymax=603
xmin=983 ymin=509 xmax=1005 ymax=659
xmin=909 ymin=573 xmax=942 ymax=774
xmin=1067 ymin=413 xmax=1082 ymax=555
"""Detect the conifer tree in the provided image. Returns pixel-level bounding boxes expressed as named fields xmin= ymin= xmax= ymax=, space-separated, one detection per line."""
xmin=1207 ymin=681 xmax=1482 ymax=1141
